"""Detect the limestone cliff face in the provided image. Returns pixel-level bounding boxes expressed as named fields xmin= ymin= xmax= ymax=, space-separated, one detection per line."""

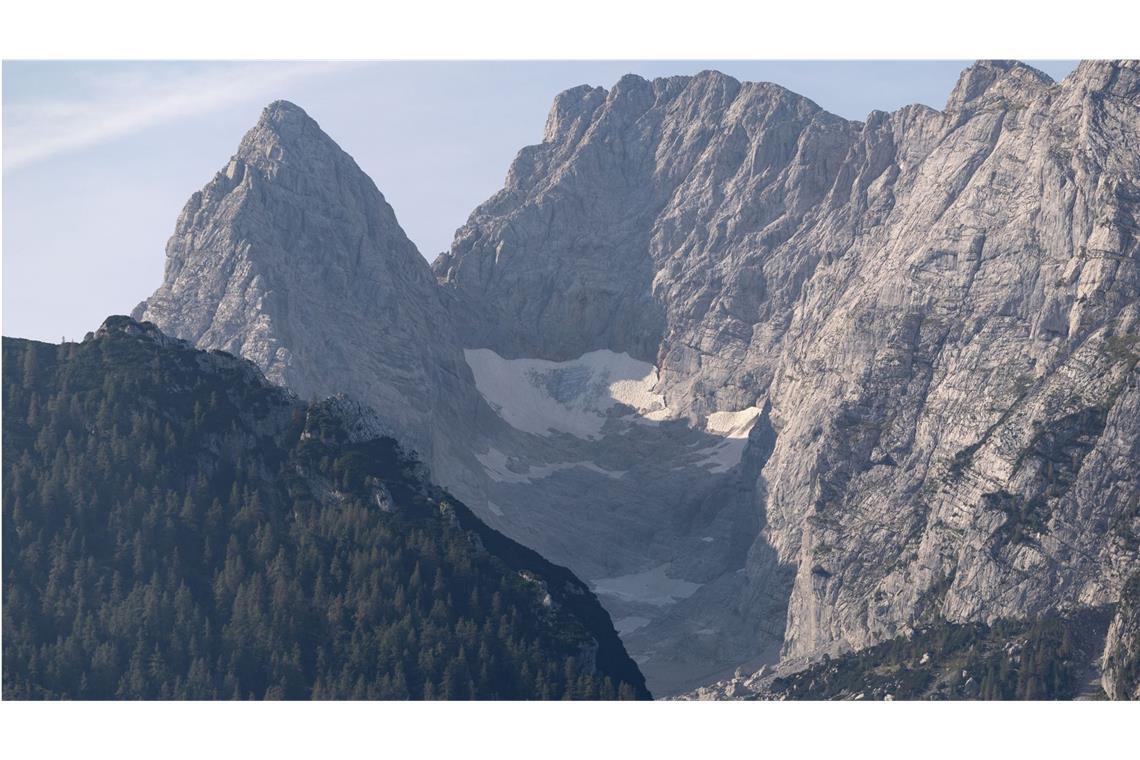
xmin=137 ymin=62 xmax=1140 ymax=695
xmin=437 ymin=60 xmax=1140 ymax=666
xmin=135 ymin=101 xmax=471 ymax=462
xmin=750 ymin=60 xmax=1140 ymax=659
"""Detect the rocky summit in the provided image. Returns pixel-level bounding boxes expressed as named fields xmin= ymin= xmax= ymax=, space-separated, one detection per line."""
xmin=135 ymin=61 xmax=1140 ymax=696
xmin=134 ymin=100 xmax=473 ymax=465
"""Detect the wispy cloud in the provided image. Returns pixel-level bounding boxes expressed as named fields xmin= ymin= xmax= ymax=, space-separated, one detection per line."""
xmin=3 ymin=62 xmax=354 ymax=171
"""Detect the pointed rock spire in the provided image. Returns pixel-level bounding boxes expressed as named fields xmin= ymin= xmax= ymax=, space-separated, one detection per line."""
xmin=135 ymin=100 xmax=464 ymax=460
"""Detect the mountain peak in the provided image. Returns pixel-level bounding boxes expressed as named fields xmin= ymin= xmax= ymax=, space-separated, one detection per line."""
xmin=945 ymin=59 xmax=1054 ymax=110
xmin=136 ymin=92 xmax=464 ymax=466
xmin=262 ymin=98 xmax=309 ymax=118
xmin=1067 ymin=59 xmax=1140 ymax=98
xmin=691 ymin=68 xmax=740 ymax=86
xmin=250 ymin=99 xmax=321 ymax=137
xmin=256 ymin=99 xmax=312 ymax=130
xmin=231 ymin=99 xmax=346 ymax=175
xmin=543 ymin=84 xmax=607 ymax=143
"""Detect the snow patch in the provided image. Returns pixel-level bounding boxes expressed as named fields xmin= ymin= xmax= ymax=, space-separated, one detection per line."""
xmin=693 ymin=406 xmax=762 ymax=472
xmin=464 ymin=348 xmax=671 ymax=439
xmin=592 ymin=563 xmax=702 ymax=607
xmin=705 ymin=406 xmax=761 ymax=438
xmin=466 ymin=349 xmax=762 ymax=475
xmin=486 ymin=501 xmax=504 ymax=517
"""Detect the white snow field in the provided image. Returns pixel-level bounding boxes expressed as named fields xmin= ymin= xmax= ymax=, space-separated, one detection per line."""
xmin=465 ymin=349 xmax=764 ymax=476
xmin=704 ymin=407 xmax=761 ymax=438
xmin=694 ymin=406 xmax=763 ymax=472
xmin=463 ymin=348 xmax=671 ymax=439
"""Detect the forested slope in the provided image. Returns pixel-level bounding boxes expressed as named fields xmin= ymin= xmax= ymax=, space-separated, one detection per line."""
xmin=1 ymin=317 xmax=649 ymax=700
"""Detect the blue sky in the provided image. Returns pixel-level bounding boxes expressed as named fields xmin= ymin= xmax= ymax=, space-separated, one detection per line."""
xmin=2 ymin=60 xmax=1078 ymax=342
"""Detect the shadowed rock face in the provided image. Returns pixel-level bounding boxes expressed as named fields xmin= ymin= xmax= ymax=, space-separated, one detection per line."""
xmin=138 ymin=61 xmax=1140 ymax=695
xmin=1102 ymin=574 xmax=1140 ymax=699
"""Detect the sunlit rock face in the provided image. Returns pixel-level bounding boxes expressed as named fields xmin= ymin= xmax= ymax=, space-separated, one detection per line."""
xmin=438 ymin=59 xmax=1140 ymax=682
xmin=140 ymin=61 xmax=1140 ymax=695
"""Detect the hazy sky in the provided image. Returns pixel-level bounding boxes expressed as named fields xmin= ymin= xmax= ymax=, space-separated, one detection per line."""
xmin=2 ymin=60 xmax=1078 ymax=342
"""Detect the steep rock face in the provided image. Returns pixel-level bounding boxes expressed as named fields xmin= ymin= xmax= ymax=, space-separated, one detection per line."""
xmin=135 ymin=101 xmax=470 ymax=462
xmin=438 ymin=60 xmax=1140 ymax=677
xmin=762 ymin=60 xmax=1140 ymax=659
xmin=1102 ymin=574 xmax=1140 ymax=699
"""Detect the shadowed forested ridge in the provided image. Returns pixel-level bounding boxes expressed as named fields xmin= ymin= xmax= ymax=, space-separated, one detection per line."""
xmin=758 ymin=609 xmax=1114 ymax=701
xmin=1 ymin=316 xmax=649 ymax=700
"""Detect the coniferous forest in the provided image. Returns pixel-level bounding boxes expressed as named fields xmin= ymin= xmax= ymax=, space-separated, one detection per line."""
xmin=1 ymin=317 xmax=650 ymax=700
